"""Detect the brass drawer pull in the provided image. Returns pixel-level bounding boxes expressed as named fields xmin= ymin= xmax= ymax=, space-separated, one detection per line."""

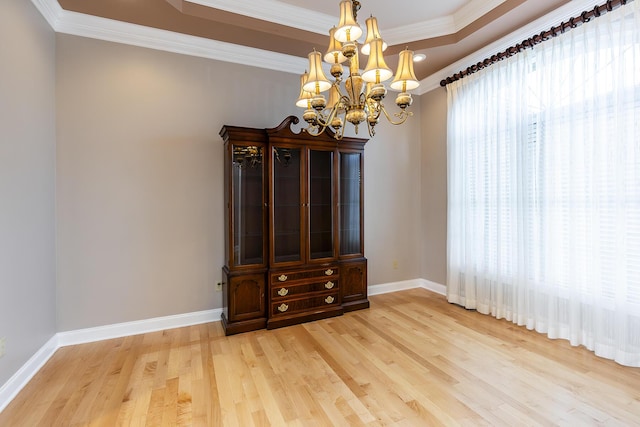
xmin=325 ymin=296 xmax=335 ymax=304
xmin=325 ymin=269 xmax=334 ymax=276
xmin=278 ymin=303 xmax=289 ymax=312
xmin=278 ymin=274 xmax=288 ymax=282
xmin=325 ymin=281 xmax=335 ymax=290
xmin=278 ymin=287 xmax=289 ymax=297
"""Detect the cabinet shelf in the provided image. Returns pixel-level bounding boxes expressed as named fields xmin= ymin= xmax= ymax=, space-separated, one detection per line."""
xmin=236 ymin=232 xmax=264 ymax=237
xmin=274 ymin=231 xmax=300 ymax=237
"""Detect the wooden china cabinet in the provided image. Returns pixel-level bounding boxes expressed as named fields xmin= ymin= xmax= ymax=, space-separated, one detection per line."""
xmin=220 ymin=116 xmax=369 ymax=335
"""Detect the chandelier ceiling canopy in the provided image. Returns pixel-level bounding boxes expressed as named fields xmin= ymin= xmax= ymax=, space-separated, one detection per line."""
xmin=297 ymin=0 xmax=420 ymax=140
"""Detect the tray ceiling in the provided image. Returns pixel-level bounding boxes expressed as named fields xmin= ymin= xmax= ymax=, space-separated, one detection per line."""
xmin=39 ymin=0 xmax=577 ymax=89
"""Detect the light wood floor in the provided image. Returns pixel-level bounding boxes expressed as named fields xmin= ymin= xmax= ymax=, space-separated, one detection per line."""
xmin=1 ymin=289 xmax=639 ymax=426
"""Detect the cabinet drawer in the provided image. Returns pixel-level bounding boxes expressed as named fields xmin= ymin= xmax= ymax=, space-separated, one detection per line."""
xmin=271 ymin=279 xmax=338 ymax=299
xmin=271 ymin=292 xmax=339 ymax=317
xmin=270 ymin=266 xmax=338 ymax=284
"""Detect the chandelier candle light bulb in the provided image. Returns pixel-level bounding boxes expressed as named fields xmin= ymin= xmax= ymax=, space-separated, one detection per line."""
xmin=297 ymin=0 xmax=421 ymax=140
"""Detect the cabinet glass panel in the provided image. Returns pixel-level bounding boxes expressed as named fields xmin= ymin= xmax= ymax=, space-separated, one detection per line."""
xmin=232 ymin=145 xmax=264 ymax=265
xmin=273 ymin=147 xmax=302 ymax=263
xmin=340 ymin=152 xmax=361 ymax=255
xmin=309 ymin=150 xmax=334 ymax=259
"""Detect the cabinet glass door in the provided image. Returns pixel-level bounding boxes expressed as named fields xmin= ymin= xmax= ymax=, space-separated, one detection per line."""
xmin=272 ymin=147 xmax=302 ymax=263
xmin=309 ymin=149 xmax=334 ymax=260
xmin=340 ymin=152 xmax=362 ymax=255
xmin=232 ymin=145 xmax=264 ymax=266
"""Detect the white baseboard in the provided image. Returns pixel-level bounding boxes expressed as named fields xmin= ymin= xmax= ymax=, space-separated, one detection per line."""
xmin=419 ymin=279 xmax=447 ymax=296
xmin=368 ymin=278 xmax=446 ymax=296
xmin=0 ymin=279 xmax=445 ymax=413
xmin=0 ymin=334 xmax=59 ymax=413
xmin=368 ymin=279 xmax=424 ymax=296
xmin=57 ymin=308 xmax=223 ymax=347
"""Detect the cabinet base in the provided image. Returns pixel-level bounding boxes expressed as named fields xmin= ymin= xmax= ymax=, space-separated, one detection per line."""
xmin=266 ymin=306 xmax=344 ymax=330
xmin=342 ymin=299 xmax=370 ymax=312
xmin=221 ymin=313 xmax=267 ymax=335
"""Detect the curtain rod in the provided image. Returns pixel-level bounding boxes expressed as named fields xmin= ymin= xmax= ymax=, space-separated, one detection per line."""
xmin=440 ymin=0 xmax=632 ymax=87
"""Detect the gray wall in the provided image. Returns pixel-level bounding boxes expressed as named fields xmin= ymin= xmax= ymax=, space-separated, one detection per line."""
xmin=0 ymin=0 xmax=57 ymax=386
xmin=419 ymin=87 xmax=448 ymax=285
xmin=55 ymin=35 xmax=424 ymax=331
xmin=364 ymin=105 xmax=423 ymax=285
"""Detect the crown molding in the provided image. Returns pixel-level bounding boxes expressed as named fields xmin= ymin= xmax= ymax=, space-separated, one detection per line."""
xmin=29 ymin=0 xmax=64 ymax=28
xmin=383 ymin=16 xmax=456 ymax=46
xmin=187 ymin=0 xmax=508 ymax=45
xmin=29 ymin=0 xmax=515 ymax=71
xmin=32 ymin=0 xmax=605 ymax=96
xmin=186 ymin=0 xmax=336 ymax=36
xmin=384 ymin=0 xmax=507 ymax=45
xmin=417 ymin=0 xmax=603 ymax=94
xmin=32 ymin=0 xmax=306 ymax=74
xmin=453 ymin=0 xmax=507 ymax=34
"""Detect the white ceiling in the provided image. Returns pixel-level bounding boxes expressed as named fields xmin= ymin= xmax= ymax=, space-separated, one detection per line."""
xmin=184 ymin=0 xmax=509 ymax=44
xmin=273 ymin=0 xmax=472 ymax=29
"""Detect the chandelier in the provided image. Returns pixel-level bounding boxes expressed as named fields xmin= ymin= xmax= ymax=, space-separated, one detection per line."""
xmin=296 ymin=0 xmax=420 ymax=140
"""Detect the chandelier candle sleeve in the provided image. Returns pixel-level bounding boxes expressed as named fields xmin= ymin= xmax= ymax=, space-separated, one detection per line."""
xmin=362 ymin=38 xmax=393 ymax=84
xmin=304 ymin=50 xmax=332 ymax=94
xmin=296 ymin=72 xmax=313 ymax=108
xmin=335 ymin=0 xmax=362 ymax=42
xmin=325 ymin=27 xmax=348 ymax=64
xmin=361 ymin=16 xmax=387 ymax=55
xmin=390 ymin=49 xmax=420 ymax=91
xmin=325 ymin=27 xmax=347 ymax=78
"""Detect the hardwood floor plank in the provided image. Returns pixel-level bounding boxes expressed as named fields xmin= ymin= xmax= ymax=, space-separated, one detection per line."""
xmin=1 ymin=289 xmax=639 ymax=426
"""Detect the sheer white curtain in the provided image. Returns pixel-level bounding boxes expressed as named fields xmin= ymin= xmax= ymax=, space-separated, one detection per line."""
xmin=446 ymin=1 xmax=640 ymax=366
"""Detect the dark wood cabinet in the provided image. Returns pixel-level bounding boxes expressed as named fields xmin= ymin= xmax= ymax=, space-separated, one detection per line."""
xmin=220 ymin=116 xmax=369 ymax=335
xmin=221 ymin=268 xmax=266 ymax=334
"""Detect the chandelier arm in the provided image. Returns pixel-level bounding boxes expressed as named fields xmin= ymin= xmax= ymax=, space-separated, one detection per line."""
xmin=322 ymin=100 xmax=342 ymax=126
xmin=305 ymin=102 xmax=344 ymax=139
xmin=314 ymin=112 xmax=330 ymax=127
xmin=305 ymin=122 xmax=330 ymax=137
xmin=379 ymin=104 xmax=413 ymax=126
xmin=315 ymin=98 xmax=339 ymax=126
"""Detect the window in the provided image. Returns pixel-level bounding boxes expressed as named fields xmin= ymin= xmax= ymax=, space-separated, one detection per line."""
xmin=446 ymin=1 xmax=640 ymax=366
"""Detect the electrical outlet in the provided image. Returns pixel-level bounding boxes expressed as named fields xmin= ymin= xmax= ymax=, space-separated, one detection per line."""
xmin=393 ymin=260 xmax=398 ymax=269
xmin=216 ymin=282 xmax=223 ymax=292
xmin=0 ymin=337 xmax=6 ymax=358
